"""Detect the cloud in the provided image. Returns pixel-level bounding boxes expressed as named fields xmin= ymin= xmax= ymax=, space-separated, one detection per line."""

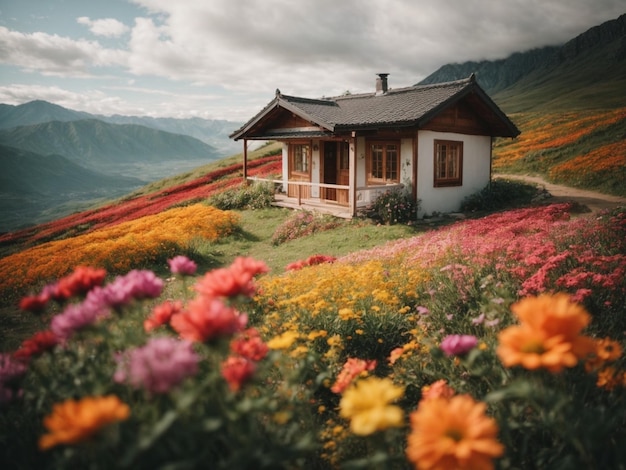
xmin=76 ymin=17 xmax=130 ymax=38
xmin=0 ymin=27 xmax=127 ymax=77
xmin=126 ymin=0 xmax=626 ymax=96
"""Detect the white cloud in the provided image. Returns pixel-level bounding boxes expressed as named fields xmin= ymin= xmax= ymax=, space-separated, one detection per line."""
xmin=0 ymin=27 xmax=128 ymax=77
xmin=76 ymin=17 xmax=130 ymax=38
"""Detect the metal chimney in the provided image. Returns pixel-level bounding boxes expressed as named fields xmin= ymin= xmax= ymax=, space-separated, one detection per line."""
xmin=376 ymin=73 xmax=389 ymax=95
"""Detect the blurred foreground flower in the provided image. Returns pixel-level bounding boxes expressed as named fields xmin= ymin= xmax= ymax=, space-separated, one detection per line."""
xmin=339 ymin=377 xmax=404 ymax=436
xmin=114 ymin=337 xmax=199 ymax=394
xmin=406 ymin=394 xmax=504 ymax=470
xmin=497 ymin=293 xmax=596 ymax=372
xmin=39 ymin=395 xmax=130 ymax=450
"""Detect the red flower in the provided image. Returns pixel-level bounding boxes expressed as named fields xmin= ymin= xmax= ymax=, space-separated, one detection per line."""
xmin=14 ymin=330 xmax=58 ymax=361
xmin=195 ymin=257 xmax=268 ymax=299
xmin=53 ymin=266 xmax=107 ymax=301
xmin=170 ymin=297 xmax=247 ymax=342
xmin=144 ymin=300 xmax=184 ymax=332
xmin=221 ymin=356 xmax=256 ymax=392
xmin=19 ymin=294 xmax=50 ymax=313
xmin=230 ymin=328 xmax=269 ymax=361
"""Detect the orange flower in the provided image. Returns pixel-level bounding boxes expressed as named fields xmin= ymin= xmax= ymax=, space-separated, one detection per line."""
xmin=406 ymin=394 xmax=504 ymax=470
xmin=497 ymin=294 xmax=596 ymax=372
xmin=595 ymin=337 xmax=622 ymax=362
xmin=421 ymin=380 xmax=456 ymax=401
xmin=511 ymin=293 xmax=590 ymax=341
xmin=39 ymin=395 xmax=130 ymax=450
xmin=496 ymin=325 xmax=580 ymax=372
xmin=331 ymin=358 xmax=377 ymax=394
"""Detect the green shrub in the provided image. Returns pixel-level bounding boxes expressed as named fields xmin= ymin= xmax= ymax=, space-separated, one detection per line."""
xmin=461 ymin=179 xmax=540 ymax=212
xmin=365 ymin=188 xmax=418 ymax=225
xmin=208 ymin=181 xmax=274 ymax=210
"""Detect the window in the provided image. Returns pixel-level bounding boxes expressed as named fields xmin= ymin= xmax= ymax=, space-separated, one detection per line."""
xmin=290 ymin=143 xmax=310 ymax=174
xmin=434 ymin=140 xmax=463 ymax=187
xmin=368 ymin=142 xmax=399 ymax=184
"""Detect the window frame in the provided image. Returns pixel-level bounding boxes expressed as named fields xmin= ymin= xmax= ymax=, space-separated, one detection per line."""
xmin=433 ymin=139 xmax=463 ymax=187
xmin=289 ymin=142 xmax=312 ymax=177
xmin=366 ymin=140 xmax=400 ymax=185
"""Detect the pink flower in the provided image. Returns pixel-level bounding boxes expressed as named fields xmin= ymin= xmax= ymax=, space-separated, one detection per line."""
xmin=50 ymin=299 xmax=110 ymax=340
xmin=440 ymin=334 xmax=478 ymax=357
xmin=87 ymin=270 xmax=164 ymax=309
xmin=221 ymin=356 xmax=256 ymax=392
xmin=114 ymin=337 xmax=199 ymax=395
xmin=0 ymin=353 xmax=28 ymax=384
xmin=170 ymin=297 xmax=247 ymax=342
xmin=168 ymin=256 xmax=197 ymax=276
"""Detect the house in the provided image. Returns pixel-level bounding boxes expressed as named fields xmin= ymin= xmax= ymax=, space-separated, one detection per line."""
xmin=230 ymin=73 xmax=520 ymax=218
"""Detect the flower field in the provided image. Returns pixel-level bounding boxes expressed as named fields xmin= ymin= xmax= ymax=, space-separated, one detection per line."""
xmin=0 ymin=204 xmax=239 ymax=299
xmin=0 ymin=154 xmax=280 ymax=249
xmin=2 ymin=202 xmax=625 ymax=469
xmin=493 ymin=107 xmax=626 ymax=196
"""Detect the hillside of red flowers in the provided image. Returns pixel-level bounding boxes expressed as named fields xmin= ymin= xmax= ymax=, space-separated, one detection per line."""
xmin=0 ymin=154 xmax=281 ymax=251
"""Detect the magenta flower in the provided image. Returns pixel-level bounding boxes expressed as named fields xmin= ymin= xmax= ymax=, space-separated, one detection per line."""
xmin=87 ymin=270 xmax=164 ymax=309
xmin=114 ymin=337 xmax=199 ymax=394
xmin=440 ymin=334 xmax=478 ymax=357
xmin=168 ymin=256 xmax=197 ymax=276
xmin=0 ymin=353 xmax=27 ymax=384
xmin=50 ymin=299 xmax=110 ymax=340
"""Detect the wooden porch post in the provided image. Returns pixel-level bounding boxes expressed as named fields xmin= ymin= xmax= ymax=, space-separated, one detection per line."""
xmin=243 ymin=138 xmax=248 ymax=184
xmin=350 ymin=133 xmax=357 ymax=217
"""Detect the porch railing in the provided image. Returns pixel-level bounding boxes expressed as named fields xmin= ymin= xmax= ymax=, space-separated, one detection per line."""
xmin=246 ymin=176 xmax=404 ymax=208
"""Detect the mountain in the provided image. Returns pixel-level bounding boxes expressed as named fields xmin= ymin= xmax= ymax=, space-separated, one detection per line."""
xmin=0 ymin=119 xmax=219 ymax=168
xmin=0 ymin=100 xmax=92 ymax=129
xmin=0 ymin=144 xmax=143 ymax=232
xmin=419 ymin=13 xmax=626 ymax=112
xmin=0 ymin=100 xmax=244 ymax=155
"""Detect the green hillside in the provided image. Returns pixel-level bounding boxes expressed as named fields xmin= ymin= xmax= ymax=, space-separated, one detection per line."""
xmin=0 ymin=119 xmax=219 ymax=166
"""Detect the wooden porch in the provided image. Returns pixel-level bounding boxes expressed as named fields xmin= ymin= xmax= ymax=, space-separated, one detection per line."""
xmin=246 ymin=176 xmax=404 ymax=219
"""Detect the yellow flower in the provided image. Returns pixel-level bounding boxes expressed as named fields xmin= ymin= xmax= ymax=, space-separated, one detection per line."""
xmin=339 ymin=377 xmax=404 ymax=436
xmin=267 ymin=330 xmax=299 ymax=350
xmin=39 ymin=395 xmax=130 ymax=450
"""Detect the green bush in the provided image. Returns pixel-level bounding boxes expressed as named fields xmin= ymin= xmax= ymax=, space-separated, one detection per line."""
xmin=461 ymin=179 xmax=540 ymax=212
xmin=208 ymin=182 xmax=274 ymax=210
xmin=365 ymin=188 xmax=418 ymax=225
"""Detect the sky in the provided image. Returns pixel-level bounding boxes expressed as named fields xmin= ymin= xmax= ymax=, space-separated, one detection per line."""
xmin=0 ymin=0 xmax=624 ymax=122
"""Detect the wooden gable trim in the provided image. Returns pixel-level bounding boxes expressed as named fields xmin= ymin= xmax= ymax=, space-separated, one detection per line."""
xmin=421 ymin=100 xmax=489 ymax=135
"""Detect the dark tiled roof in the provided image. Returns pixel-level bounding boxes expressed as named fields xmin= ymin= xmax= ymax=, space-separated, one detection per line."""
xmin=231 ymin=75 xmax=520 ymax=139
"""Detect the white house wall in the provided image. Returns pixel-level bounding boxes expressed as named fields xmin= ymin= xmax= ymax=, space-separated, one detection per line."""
xmin=417 ymin=130 xmax=492 ymax=217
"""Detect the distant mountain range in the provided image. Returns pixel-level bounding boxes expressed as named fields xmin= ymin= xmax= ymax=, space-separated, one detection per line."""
xmin=419 ymin=13 xmax=626 ymax=112
xmin=0 ymin=100 xmax=244 ymax=231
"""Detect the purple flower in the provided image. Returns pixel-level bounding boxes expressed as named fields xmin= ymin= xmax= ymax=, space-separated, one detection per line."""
xmin=114 ymin=337 xmax=199 ymax=395
xmin=0 ymin=353 xmax=27 ymax=384
xmin=440 ymin=334 xmax=478 ymax=357
xmin=88 ymin=270 xmax=164 ymax=309
xmin=50 ymin=299 xmax=110 ymax=340
xmin=168 ymin=256 xmax=197 ymax=276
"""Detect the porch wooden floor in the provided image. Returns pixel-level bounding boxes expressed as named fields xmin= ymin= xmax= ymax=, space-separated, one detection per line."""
xmin=272 ymin=194 xmax=355 ymax=219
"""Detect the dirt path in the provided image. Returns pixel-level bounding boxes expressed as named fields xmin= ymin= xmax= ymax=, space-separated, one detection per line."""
xmin=495 ymin=174 xmax=626 ymax=213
